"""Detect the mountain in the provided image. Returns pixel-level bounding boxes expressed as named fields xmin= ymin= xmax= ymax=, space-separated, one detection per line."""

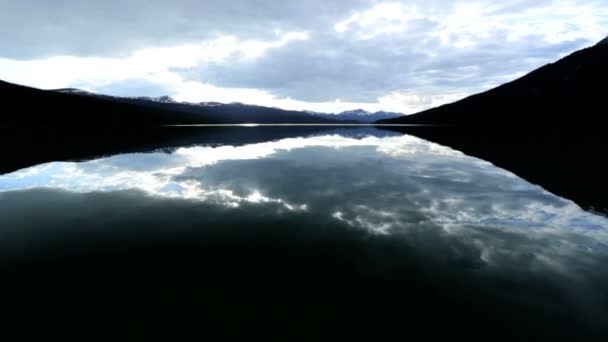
xmin=311 ymin=109 xmax=403 ymax=123
xmin=0 ymin=81 xmax=341 ymax=125
xmin=378 ymin=37 xmax=608 ymax=212
xmin=55 ymin=88 xmax=403 ymax=123
xmin=55 ymin=89 xmax=177 ymax=104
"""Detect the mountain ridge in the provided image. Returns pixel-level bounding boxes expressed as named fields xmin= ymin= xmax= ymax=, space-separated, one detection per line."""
xmin=53 ymin=88 xmax=404 ymax=123
xmin=0 ymin=80 xmax=344 ymax=125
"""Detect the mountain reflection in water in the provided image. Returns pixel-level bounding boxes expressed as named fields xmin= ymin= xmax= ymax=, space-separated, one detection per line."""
xmin=0 ymin=128 xmax=607 ymax=337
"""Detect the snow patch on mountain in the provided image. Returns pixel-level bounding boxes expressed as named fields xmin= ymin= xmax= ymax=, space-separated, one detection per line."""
xmin=54 ymin=88 xmax=97 ymax=96
xmin=134 ymin=95 xmax=177 ymax=104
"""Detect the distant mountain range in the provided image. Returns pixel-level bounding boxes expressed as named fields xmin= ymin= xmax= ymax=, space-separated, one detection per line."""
xmin=5 ymin=86 xmax=334 ymax=125
xmin=55 ymin=89 xmax=181 ymax=104
xmin=2 ymin=82 xmax=392 ymax=125
xmin=309 ymin=109 xmax=402 ymax=123
xmin=53 ymin=88 xmax=404 ymax=123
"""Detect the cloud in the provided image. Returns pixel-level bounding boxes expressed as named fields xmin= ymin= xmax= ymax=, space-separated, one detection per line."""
xmin=89 ymin=79 xmax=174 ymax=97
xmin=0 ymin=0 xmax=606 ymax=113
xmin=0 ymin=0 xmax=368 ymax=59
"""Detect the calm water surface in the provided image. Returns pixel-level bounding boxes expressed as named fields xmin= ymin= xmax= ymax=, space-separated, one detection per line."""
xmin=1 ymin=127 xmax=607 ymax=336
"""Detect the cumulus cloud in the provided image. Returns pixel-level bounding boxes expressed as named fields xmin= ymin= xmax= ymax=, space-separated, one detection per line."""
xmin=0 ymin=0 xmax=368 ymax=59
xmin=0 ymin=0 xmax=606 ymax=113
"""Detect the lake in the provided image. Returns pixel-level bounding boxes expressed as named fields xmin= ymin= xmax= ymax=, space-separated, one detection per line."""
xmin=1 ymin=127 xmax=607 ymax=337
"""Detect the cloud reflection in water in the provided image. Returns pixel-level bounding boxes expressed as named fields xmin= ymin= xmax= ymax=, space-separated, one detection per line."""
xmin=1 ymin=132 xmax=608 ymax=273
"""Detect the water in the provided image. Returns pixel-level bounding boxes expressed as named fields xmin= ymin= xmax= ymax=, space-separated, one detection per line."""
xmin=1 ymin=127 xmax=607 ymax=336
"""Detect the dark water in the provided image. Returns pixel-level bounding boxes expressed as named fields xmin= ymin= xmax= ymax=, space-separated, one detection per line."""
xmin=1 ymin=127 xmax=607 ymax=337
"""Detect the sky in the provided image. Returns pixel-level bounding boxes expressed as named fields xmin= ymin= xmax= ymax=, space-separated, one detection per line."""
xmin=0 ymin=1 xmax=606 ymax=114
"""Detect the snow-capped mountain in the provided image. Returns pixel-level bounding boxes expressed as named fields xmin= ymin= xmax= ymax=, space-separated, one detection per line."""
xmin=55 ymin=89 xmax=180 ymax=105
xmin=199 ymin=101 xmax=224 ymax=107
xmin=51 ymin=88 xmax=404 ymax=123
xmin=40 ymin=86 xmax=344 ymax=124
xmin=311 ymin=109 xmax=404 ymax=123
xmin=54 ymin=88 xmax=98 ymax=96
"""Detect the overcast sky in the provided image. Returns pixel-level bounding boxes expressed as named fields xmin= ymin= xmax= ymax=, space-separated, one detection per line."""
xmin=0 ymin=1 xmax=606 ymax=113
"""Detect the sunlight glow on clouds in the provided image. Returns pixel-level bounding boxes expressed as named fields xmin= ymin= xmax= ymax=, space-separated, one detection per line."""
xmin=0 ymin=32 xmax=309 ymax=89
xmin=0 ymin=0 xmax=606 ymax=113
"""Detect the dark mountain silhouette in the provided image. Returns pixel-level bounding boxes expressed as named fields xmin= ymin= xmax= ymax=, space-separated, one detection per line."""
xmin=379 ymin=37 xmax=608 ymax=212
xmin=0 ymin=81 xmax=341 ymax=125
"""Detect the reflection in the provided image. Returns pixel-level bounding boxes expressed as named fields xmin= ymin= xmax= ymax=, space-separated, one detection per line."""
xmin=1 ymin=129 xmax=608 ymax=337
xmin=0 ymin=125 xmax=400 ymax=175
xmin=386 ymin=126 xmax=608 ymax=214
xmin=2 ymin=131 xmax=605 ymax=238
xmin=1 ymin=133 xmax=453 ymax=199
